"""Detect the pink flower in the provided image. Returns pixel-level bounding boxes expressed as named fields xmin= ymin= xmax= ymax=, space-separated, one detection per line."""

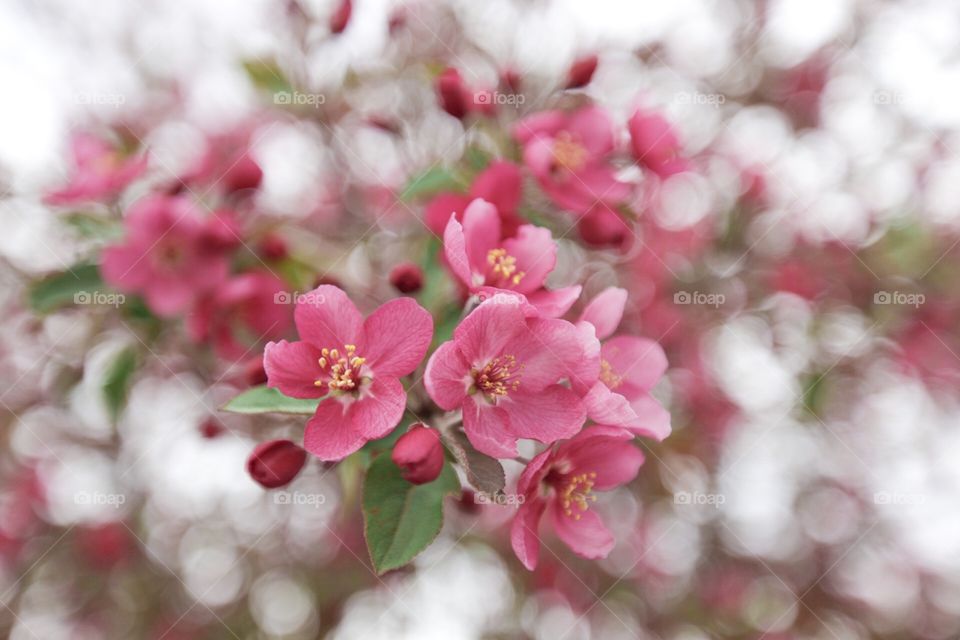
xmin=443 ymin=199 xmax=582 ymax=317
xmin=565 ymin=54 xmax=599 ymax=89
xmin=627 ymin=108 xmax=690 ymax=178
xmin=391 ymin=424 xmax=444 ymax=484
xmin=423 ymin=160 xmax=524 ymax=237
xmin=263 ymin=286 xmax=434 ymax=461
xmin=510 ymin=426 xmax=644 ymax=570
xmin=424 ymin=297 xmax=597 ymax=458
xmin=101 ymin=196 xmax=235 ymax=316
xmin=514 ymin=106 xmax=631 ymax=214
xmin=45 ymin=133 xmax=147 ymax=206
xmin=577 ymin=287 xmax=671 ymax=440
xmin=186 ymin=271 xmax=292 ymax=361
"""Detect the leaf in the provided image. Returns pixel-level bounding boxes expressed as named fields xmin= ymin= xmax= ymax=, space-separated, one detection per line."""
xmin=221 ymin=385 xmax=323 ymax=415
xmin=64 ymin=213 xmax=123 ymax=240
xmin=400 ymin=167 xmax=464 ymax=201
xmin=241 ymin=59 xmax=293 ymax=95
xmin=362 ymin=454 xmax=460 ymax=574
xmin=102 ymin=346 xmax=138 ymax=422
xmin=438 ymin=428 xmax=506 ymax=497
xmin=28 ymin=264 xmax=104 ymax=314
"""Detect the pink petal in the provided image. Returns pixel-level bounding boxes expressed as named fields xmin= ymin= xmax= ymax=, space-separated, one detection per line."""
xmin=263 ymin=340 xmax=326 ymax=399
xmin=453 ymin=299 xmax=527 ymax=365
xmin=346 ymin=376 xmax=407 ymax=439
xmin=294 ymin=285 xmax=363 ymax=350
xmin=602 ymin=335 xmax=668 ymax=396
xmin=462 ymin=395 xmax=517 ymax=458
xmin=470 ymin=161 xmax=522 ymax=216
xmin=584 ymin=382 xmax=637 ymax=425
xmin=559 ymin=427 xmax=644 ymax=491
xmin=361 ymin=297 xmax=434 ymax=377
xmin=566 ymin=106 xmax=615 ymax=158
xmin=579 ymin=287 xmax=627 ymax=340
xmin=100 ymin=244 xmax=151 ymax=291
xmin=526 ymin=285 xmax=582 ymax=318
xmin=510 ymin=498 xmax=547 ymax=571
xmin=501 ymin=224 xmax=556 ymax=294
xmin=424 ymin=192 xmax=470 ymax=237
xmin=461 ymin=198 xmax=501 ymax=275
xmin=303 ymin=398 xmax=368 ymax=461
xmin=624 ymin=392 xmax=672 ymax=441
xmin=575 ymin=165 xmax=632 ymax=204
xmin=501 ymin=385 xmax=585 ymax=444
xmin=442 ymin=215 xmax=473 ymax=288
xmin=424 ymin=341 xmax=471 ymax=410
xmin=143 ymin=279 xmax=196 ymax=317
xmin=516 ymin=449 xmax=554 ymax=496
xmin=504 ymin=317 xmax=600 ymax=392
xmin=549 ymin=501 xmax=615 ymax=560
xmin=513 ymin=110 xmax=566 ymax=144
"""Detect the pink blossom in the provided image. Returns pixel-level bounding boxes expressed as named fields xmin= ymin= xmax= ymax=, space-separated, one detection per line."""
xmin=565 ymin=54 xmax=599 ymax=89
xmin=186 ymin=271 xmax=292 ymax=361
xmin=263 ymin=286 xmax=434 ymax=461
xmin=45 ymin=133 xmax=147 ymax=206
xmin=510 ymin=425 xmax=644 ymax=570
xmin=424 ymin=297 xmax=597 ymax=458
xmin=514 ymin=106 xmax=631 ymax=214
xmin=443 ymin=198 xmax=582 ymax=317
xmin=423 ymin=160 xmax=524 ymax=237
xmin=627 ymin=108 xmax=690 ymax=179
xmin=101 ymin=196 xmax=235 ymax=317
xmin=577 ymin=287 xmax=671 ymax=440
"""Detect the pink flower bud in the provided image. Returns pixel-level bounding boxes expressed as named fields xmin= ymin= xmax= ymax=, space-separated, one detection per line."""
xmin=247 ymin=439 xmax=308 ymax=489
xmin=329 ymin=0 xmax=352 ymax=34
xmin=627 ymin=108 xmax=688 ymax=178
xmin=391 ymin=424 xmax=444 ymax=485
xmin=436 ymin=67 xmax=469 ymax=119
xmin=566 ymin=54 xmax=598 ymax=89
xmin=221 ymin=152 xmax=263 ymax=194
xmin=389 ymin=262 xmax=424 ymax=294
xmin=258 ymin=233 xmax=288 ymax=261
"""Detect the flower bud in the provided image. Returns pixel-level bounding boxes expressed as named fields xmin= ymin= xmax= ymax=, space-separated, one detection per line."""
xmin=329 ymin=0 xmax=352 ymax=34
xmin=566 ymin=54 xmax=598 ymax=89
xmin=436 ymin=67 xmax=469 ymax=119
xmin=247 ymin=439 xmax=308 ymax=489
xmin=391 ymin=424 xmax=444 ymax=485
xmin=627 ymin=108 xmax=687 ymax=178
xmin=389 ymin=262 xmax=424 ymax=294
xmin=221 ymin=152 xmax=263 ymax=194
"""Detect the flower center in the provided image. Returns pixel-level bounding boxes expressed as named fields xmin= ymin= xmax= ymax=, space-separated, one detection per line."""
xmin=552 ymin=131 xmax=588 ymax=172
xmin=315 ymin=344 xmax=367 ymax=393
xmin=487 ymin=248 xmax=525 ymax=286
xmin=471 ymin=355 xmax=522 ymax=400
xmin=599 ymin=359 xmax=623 ymax=389
xmin=559 ymin=471 xmax=597 ymax=520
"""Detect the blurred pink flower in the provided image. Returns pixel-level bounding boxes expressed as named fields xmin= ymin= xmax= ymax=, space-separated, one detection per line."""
xmin=443 ymin=198 xmax=581 ymax=317
xmin=101 ymin=196 xmax=236 ymax=316
xmin=514 ymin=106 xmax=631 ymax=214
xmin=423 ymin=160 xmax=524 ymax=237
xmin=264 ymin=286 xmax=433 ymax=461
xmin=186 ymin=270 xmax=291 ymax=361
xmin=44 ymin=133 xmax=147 ymax=205
xmin=577 ymin=287 xmax=671 ymax=440
xmin=510 ymin=425 xmax=644 ymax=570
xmin=424 ymin=297 xmax=596 ymax=457
xmin=627 ymin=108 xmax=690 ymax=178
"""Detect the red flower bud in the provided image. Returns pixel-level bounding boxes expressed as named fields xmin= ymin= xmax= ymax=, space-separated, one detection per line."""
xmin=566 ymin=54 xmax=598 ymax=89
xmin=436 ymin=67 xmax=470 ymax=120
xmin=391 ymin=424 xmax=444 ymax=485
xmin=389 ymin=262 xmax=424 ymax=294
xmin=247 ymin=439 xmax=308 ymax=489
xmin=221 ymin=152 xmax=263 ymax=194
xmin=330 ymin=0 xmax=352 ymax=34
xmin=258 ymin=233 xmax=288 ymax=261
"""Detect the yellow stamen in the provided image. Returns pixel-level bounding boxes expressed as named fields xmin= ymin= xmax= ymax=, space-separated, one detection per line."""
xmin=552 ymin=131 xmax=588 ymax=172
xmin=599 ymin=359 xmax=623 ymax=389
xmin=487 ymin=248 xmax=526 ymax=286
xmin=559 ymin=471 xmax=598 ymax=520
xmin=471 ymin=355 xmax=523 ymax=400
xmin=315 ymin=344 xmax=367 ymax=392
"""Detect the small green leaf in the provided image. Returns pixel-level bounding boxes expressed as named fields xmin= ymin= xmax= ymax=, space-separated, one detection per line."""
xmin=28 ymin=264 xmax=104 ymax=314
xmin=400 ymin=167 xmax=464 ymax=201
xmin=221 ymin=385 xmax=323 ymax=415
xmin=242 ymin=59 xmax=293 ymax=95
xmin=64 ymin=213 xmax=123 ymax=241
xmin=102 ymin=347 xmax=138 ymax=422
xmin=362 ymin=455 xmax=460 ymax=574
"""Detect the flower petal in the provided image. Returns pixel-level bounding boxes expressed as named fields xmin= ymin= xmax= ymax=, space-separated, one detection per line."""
xmin=462 ymin=395 xmax=517 ymax=458
xmin=510 ymin=498 xmax=547 ymax=571
xmin=294 ymin=285 xmax=363 ymax=350
xmin=303 ymin=398 xmax=368 ymax=461
xmin=501 ymin=385 xmax=585 ymax=444
xmin=579 ymin=287 xmax=627 ymax=340
xmin=559 ymin=427 xmax=644 ymax=491
xmin=602 ymin=335 xmax=668 ymax=397
xmin=424 ymin=340 xmax=471 ymax=410
xmin=505 ymin=317 xmax=599 ymax=392
xmin=624 ymin=392 xmax=672 ymax=441
xmin=516 ymin=448 xmax=554 ymax=496
xmin=361 ymin=297 xmax=434 ymax=377
xmin=549 ymin=501 xmax=615 ymax=560
xmin=264 ymin=340 xmax=326 ymax=399
xmin=526 ymin=285 xmax=582 ymax=318
xmin=442 ymin=215 xmax=473 ymax=288
xmin=347 ymin=376 xmax=407 ymax=439
xmin=461 ymin=198 xmax=502 ymax=274
xmin=500 ymin=224 xmax=557 ymax=294
xmin=453 ymin=298 xmax=526 ymax=365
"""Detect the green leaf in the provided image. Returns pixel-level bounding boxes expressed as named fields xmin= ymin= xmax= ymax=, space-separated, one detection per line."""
xmin=64 ymin=213 xmax=123 ymax=241
xmin=28 ymin=264 xmax=104 ymax=314
xmin=362 ymin=455 xmax=460 ymax=574
xmin=400 ymin=167 xmax=464 ymax=201
xmin=102 ymin=347 xmax=138 ymax=422
xmin=221 ymin=385 xmax=323 ymax=415
xmin=241 ymin=59 xmax=293 ymax=95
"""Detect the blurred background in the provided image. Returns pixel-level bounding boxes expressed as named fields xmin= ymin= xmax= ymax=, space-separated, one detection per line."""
xmin=2 ymin=0 xmax=960 ymax=638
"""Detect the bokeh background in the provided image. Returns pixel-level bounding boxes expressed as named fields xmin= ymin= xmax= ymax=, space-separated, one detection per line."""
xmin=3 ymin=0 xmax=960 ymax=638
